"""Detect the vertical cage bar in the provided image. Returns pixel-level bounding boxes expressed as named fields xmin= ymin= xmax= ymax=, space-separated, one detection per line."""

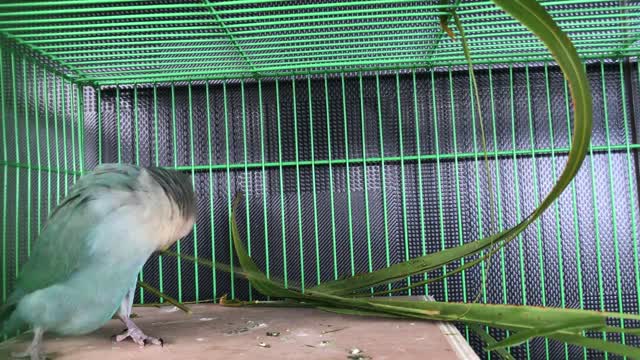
xmin=275 ymin=78 xmax=287 ymax=289
xmin=53 ymin=75 xmax=60 ymax=204
xmin=170 ymin=82 xmax=183 ymax=302
xmin=341 ymin=73 xmax=355 ymax=277
xmin=43 ymin=69 xmax=51 ymax=215
xmin=152 ymin=83 xmax=164 ymax=301
xmin=61 ymin=76 xmax=68 ymax=183
xmin=96 ymin=87 xmax=101 ymax=165
xmin=564 ymin=74 xmax=587 ymax=360
xmin=395 ymin=72 xmax=410 ymax=294
xmin=133 ymin=85 xmax=144 ymax=303
xmin=619 ymin=61 xmax=640 ymax=323
xmin=467 ymin=66 xmax=484 ymax=346
xmin=488 ymin=65 xmax=508 ymax=305
xmin=431 ymin=70 xmax=448 ymax=301
xmin=376 ymin=73 xmax=392 ymax=294
xmin=22 ymin=58 xmax=32 ymax=256
xmin=134 ymin=85 xmax=140 ymax=166
xmin=187 ymin=82 xmax=200 ymax=302
xmin=68 ymin=79 xmax=77 ymax=180
xmin=488 ymin=65 xmax=511 ymax=351
xmin=600 ymin=61 xmax=626 ymax=343
xmin=324 ymin=74 xmax=338 ymax=281
xmin=257 ymin=80 xmax=269 ymax=281
xmin=447 ymin=67 xmax=465 ymax=302
xmin=115 ymin=86 xmax=121 ymax=163
xmin=308 ymin=77 xmax=320 ymax=285
xmin=11 ymin=52 xmax=21 ymax=276
xmin=240 ymin=81 xmax=252 ymax=299
xmin=525 ymin=65 xmax=547 ymax=318
xmin=222 ymin=81 xmax=235 ymax=297
xmin=1 ymin=47 xmax=7 ymax=303
xmin=468 ymin=63 xmax=485 ymax=298
xmin=509 ymin=64 xmax=530 ymax=359
xmin=359 ymin=72 xmax=373 ymax=288
xmin=76 ymin=81 xmax=84 ymax=174
xmin=205 ymin=82 xmax=217 ymax=298
xmin=585 ymin=65 xmax=608 ymax=356
xmin=544 ymin=62 xmax=568 ymax=359
xmin=411 ymin=69 xmax=427 ymax=295
xmin=291 ymin=77 xmax=305 ymax=291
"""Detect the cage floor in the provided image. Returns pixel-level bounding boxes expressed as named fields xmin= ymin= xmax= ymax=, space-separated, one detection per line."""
xmin=0 ymin=302 xmax=472 ymax=359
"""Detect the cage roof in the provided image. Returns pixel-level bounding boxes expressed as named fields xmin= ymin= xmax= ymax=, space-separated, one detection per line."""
xmin=1 ymin=0 xmax=638 ymax=85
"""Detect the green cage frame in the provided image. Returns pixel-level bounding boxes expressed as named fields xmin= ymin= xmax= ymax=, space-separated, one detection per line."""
xmin=2 ymin=1 xmax=640 ymax=359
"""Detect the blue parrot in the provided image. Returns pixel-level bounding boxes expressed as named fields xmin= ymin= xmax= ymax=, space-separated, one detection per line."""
xmin=0 ymin=163 xmax=196 ymax=360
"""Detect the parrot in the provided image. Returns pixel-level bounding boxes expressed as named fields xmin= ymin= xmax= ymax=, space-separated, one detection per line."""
xmin=0 ymin=163 xmax=196 ymax=360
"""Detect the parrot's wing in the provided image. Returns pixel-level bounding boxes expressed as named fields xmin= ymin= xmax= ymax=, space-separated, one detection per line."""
xmin=6 ymin=164 xmax=144 ymax=306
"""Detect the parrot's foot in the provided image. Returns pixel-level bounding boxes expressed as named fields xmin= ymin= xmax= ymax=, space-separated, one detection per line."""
xmin=12 ymin=327 xmax=46 ymax=360
xmin=112 ymin=327 xmax=164 ymax=347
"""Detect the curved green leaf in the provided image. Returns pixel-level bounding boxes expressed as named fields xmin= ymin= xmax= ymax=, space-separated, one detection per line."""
xmin=308 ymin=0 xmax=592 ymax=296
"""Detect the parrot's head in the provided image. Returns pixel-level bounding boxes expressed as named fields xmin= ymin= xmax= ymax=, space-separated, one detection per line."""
xmin=144 ymin=166 xmax=197 ymax=251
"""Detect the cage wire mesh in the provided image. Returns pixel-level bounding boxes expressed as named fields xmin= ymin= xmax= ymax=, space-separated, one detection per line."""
xmin=2 ymin=1 xmax=640 ymax=359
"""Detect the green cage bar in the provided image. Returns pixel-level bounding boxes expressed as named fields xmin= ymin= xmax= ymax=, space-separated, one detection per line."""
xmin=1 ymin=1 xmax=640 ymax=358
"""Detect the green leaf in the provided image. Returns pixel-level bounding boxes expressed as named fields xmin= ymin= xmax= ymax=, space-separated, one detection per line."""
xmin=137 ymin=280 xmax=192 ymax=314
xmin=229 ymin=198 xmax=640 ymax=358
xmin=307 ymin=229 xmax=510 ymax=295
xmin=468 ymin=324 xmax=515 ymax=360
xmin=485 ymin=317 xmax=606 ymax=351
xmin=550 ymin=333 xmax=640 ymax=359
xmin=439 ymin=0 xmax=456 ymax=40
xmin=229 ymin=192 xmax=304 ymax=300
xmin=317 ymin=306 xmax=403 ymax=319
xmin=309 ymin=0 xmax=593 ymax=298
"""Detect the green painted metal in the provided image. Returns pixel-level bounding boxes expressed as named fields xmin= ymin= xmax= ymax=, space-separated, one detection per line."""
xmin=187 ymin=82 xmax=200 ymax=302
xmin=240 ymin=81 xmax=253 ymax=299
xmin=205 ymin=81 xmax=218 ymax=298
xmin=291 ymin=78 xmax=305 ymax=292
xmin=11 ymin=52 xmax=21 ymax=278
xmin=1 ymin=48 xmax=7 ymax=305
xmin=1 ymin=2 xmax=640 ymax=359
xmin=620 ymin=61 xmax=640 ymax=345
xmin=600 ymin=60 xmax=626 ymax=351
xmin=1 ymin=1 xmax=639 ymax=82
xmin=508 ymin=63 xmax=531 ymax=360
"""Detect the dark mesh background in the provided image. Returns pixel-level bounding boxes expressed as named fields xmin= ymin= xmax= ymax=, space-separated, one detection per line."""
xmin=3 ymin=58 xmax=640 ymax=359
xmin=79 ymin=61 xmax=640 ymax=359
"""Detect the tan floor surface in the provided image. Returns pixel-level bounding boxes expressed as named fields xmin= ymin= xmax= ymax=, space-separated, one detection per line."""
xmin=0 ymin=303 xmax=466 ymax=359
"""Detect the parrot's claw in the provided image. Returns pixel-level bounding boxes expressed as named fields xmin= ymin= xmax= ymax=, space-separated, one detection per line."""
xmin=112 ymin=327 xmax=164 ymax=347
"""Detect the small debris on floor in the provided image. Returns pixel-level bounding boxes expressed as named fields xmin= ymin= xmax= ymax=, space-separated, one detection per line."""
xmin=224 ymin=320 xmax=268 ymax=335
xmin=348 ymin=348 xmax=372 ymax=360
xmin=0 ymin=303 xmax=467 ymax=359
xmin=322 ymin=327 xmax=348 ymax=334
xmin=246 ymin=320 xmax=268 ymax=329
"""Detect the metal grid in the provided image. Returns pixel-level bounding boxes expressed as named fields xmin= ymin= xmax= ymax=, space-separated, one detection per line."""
xmin=0 ymin=1 xmax=639 ymax=84
xmin=2 ymin=1 xmax=640 ymax=359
